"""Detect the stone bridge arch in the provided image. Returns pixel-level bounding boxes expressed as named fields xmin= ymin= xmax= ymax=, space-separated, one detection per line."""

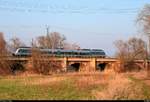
xmin=96 ymin=61 xmax=121 ymax=72
xmin=9 ymin=60 xmax=27 ymax=74
xmin=68 ymin=62 xmax=80 ymax=72
xmin=67 ymin=61 xmax=91 ymax=72
xmin=96 ymin=62 xmax=107 ymax=71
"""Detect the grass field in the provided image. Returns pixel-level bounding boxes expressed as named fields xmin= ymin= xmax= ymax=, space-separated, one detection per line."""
xmin=0 ymin=71 xmax=150 ymax=100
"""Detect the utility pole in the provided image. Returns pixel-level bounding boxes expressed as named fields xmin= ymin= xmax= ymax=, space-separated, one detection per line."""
xmin=46 ymin=25 xmax=50 ymax=49
xmin=46 ymin=25 xmax=50 ymax=37
xmin=31 ymin=38 xmax=34 ymax=47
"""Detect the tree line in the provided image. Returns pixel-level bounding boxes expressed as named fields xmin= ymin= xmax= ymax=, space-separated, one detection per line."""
xmin=0 ymin=31 xmax=80 ymax=75
xmin=0 ymin=4 xmax=150 ymax=75
xmin=114 ymin=4 xmax=150 ymax=77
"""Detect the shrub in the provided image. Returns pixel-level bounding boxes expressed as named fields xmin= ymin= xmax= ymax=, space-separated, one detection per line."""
xmin=29 ymin=48 xmax=63 ymax=75
xmin=0 ymin=56 xmax=12 ymax=75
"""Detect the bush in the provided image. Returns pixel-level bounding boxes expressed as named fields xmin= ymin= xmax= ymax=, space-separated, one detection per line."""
xmin=0 ymin=56 xmax=12 ymax=75
xmin=29 ymin=48 xmax=63 ymax=75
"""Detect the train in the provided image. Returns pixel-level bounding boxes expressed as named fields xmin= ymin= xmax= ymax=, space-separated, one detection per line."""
xmin=13 ymin=47 xmax=106 ymax=58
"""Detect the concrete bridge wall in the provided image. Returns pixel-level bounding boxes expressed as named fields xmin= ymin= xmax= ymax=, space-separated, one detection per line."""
xmin=6 ymin=57 xmax=150 ymax=72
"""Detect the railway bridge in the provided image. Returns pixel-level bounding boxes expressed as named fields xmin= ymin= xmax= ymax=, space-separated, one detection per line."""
xmin=5 ymin=56 xmax=150 ymax=72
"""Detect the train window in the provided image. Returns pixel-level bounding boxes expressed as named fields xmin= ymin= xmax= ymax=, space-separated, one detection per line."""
xmin=67 ymin=52 xmax=72 ymax=55
xmin=18 ymin=49 xmax=31 ymax=54
xmin=80 ymin=52 xmax=88 ymax=55
xmin=41 ymin=51 xmax=48 ymax=54
xmin=18 ymin=49 xmax=23 ymax=53
xmin=48 ymin=51 xmax=52 ymax=54
xmin=60 ymin=51 xmax=65 ymax=55
xmin=96 ymin=52 xmax=101 ymax=55
xmin=91 ymin=52 xmax=96 ymax=55
xmin=54 ymin=51 xmax=58 ymax=54
xmin=73 ymin=52 xmax=78 ymax=55
xmin=91 ymin=51 xmax=105 ymax=55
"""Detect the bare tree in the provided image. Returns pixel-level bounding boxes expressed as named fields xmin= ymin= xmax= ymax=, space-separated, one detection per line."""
xmin=137 ymin=4 xmax=150 ymax=77
xmin=0 ymin=32 xmax=7 ymax=54
xmin=70 ymin=43 xmax=80 ymax=50
xmin=114 ymin=37 xmax=147 ymax=72
xmin=9 ymin=37 xmax=26 ymax=51
xmin=114 ymin=40 xmax=128 ymax=72
xmin=36 ymin=36 xmax=47 ymax=48
xmin=29 ymin=47 xmax=63 ymax=75
xmin=63 ymin=42 xmax=80 ymax=50
xmin=128 ymin=38 xmax=147 ymax=60
xmin=137 ymin=4 xmax=150 ymax=35
xmin=36 ymin=32 xmax=66 ymax=49
xmin=0 ymin=32 xmax=11 ymax=75
xmin=31 ymin=38 xmax=38 ymax=48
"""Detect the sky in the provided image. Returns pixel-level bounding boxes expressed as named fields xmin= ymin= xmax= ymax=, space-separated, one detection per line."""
xmin=0 ymin=0 xmax=150 ymax=56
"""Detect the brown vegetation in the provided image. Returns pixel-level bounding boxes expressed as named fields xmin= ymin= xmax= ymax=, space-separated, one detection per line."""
xmin=28 ymin=47 xmax=63 ymax=75
xmin=93 ymin=74 xmax=145 ymax=100
xmin=36 ymin=32 xmax=66 ymax=49
xmin=75 ymin=73 xmax=107 ymax=91
xmin=0 ymin=32 xmax=12 ymax=75
xmin=137 ymin=4 xmax=150 ymax=35
xmin=0 ymin=31 xmax=81 ymax=76
xmin=36 ymin=31 xmax=80 ymax=50
xmin=63 ymin=42 xmax=80 ymax=50
xmin=114 ymin=37 xmax=147 ymax=72
xmin=137 ymin=4 xmax=150 ymax=77
xmin=9 ymin=37 xmax=26 ymax=50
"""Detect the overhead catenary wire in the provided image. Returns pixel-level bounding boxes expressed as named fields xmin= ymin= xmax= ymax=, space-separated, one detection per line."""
xmin=0 ymin=6 xmax=139 ymax=14
xmin=0 ymin=0 xmax=140 ymax=14
xmin=0 ymin=24 xmax=117 ymax=36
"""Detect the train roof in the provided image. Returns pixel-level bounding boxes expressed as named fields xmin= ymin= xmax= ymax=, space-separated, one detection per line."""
xmin=91 ymin=49 xmax=103 ymax=51
xmin=16 ymin=47 xmax=105 ymax=52
xmin=17 ymin=47 xmax=31 ymax=49
xmin=80 ymin=49 xmax=104 ymax=51
xmin=81 ymin=49 xmax=91 ymax=51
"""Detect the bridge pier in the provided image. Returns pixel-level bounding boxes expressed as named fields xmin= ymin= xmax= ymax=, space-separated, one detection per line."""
xmin=89 ymin=58 xmax=96 ymax=71
xmin=62 ymin=57 xmax=68 ymax=72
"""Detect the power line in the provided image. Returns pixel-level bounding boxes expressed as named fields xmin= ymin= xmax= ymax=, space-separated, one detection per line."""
xmin=0 ymin=7 xmax=139 ymax=14
xmin=0 ymin=0 xmax=140 ymax=14
xmin=0 ymin=0 xmax=140 ymax=10
xmin=0 ymin=25 xmax=115 ymax=36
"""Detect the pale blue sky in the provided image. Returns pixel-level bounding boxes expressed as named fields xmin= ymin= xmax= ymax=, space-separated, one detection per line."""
xmin=0 ymin=0 xmax=150 ymax=56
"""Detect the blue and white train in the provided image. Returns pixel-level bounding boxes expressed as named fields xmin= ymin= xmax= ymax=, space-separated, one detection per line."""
xmin=13 ymin=47 xmax=106 ymax=58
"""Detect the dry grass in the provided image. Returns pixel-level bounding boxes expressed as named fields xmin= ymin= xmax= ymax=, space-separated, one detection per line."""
xmin=126 ymin=70 xmax=150 ymax=91
xmin=127 ymin=70 xmax=147 ymax=79
xmin=75 ymin=74 xmax=107 ymax=90
xmin=23 ymin=77 xmax=66 ymax=85
xmin=93 ymin=73 xmax=145 ymax=100
xmin=1 ymin=69 xmax=150 ymax=100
